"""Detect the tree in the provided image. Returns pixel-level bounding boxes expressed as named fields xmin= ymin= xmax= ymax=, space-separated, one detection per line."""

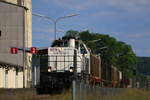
xmin=63 ymin=30 xmax=137 ymax=77
xmin=115 ymin=42 xmax=137 ymax=77
xmin=64 ymin=30 xmax=79 ymax=39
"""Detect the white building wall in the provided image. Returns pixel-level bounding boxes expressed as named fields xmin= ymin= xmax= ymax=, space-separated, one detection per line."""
xmin=0 ymin=67 xmax=4 ymax=88
xmin=0 ymin=67 xmax=23 ymax=88
xmin=8 ymin=69 xmax=13 ymax=88
xmin=17 ymin=71 xmax=23 ymax=88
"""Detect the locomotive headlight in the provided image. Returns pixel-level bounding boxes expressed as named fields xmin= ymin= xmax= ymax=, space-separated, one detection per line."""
xmin=69 ymin=67 xmax=73 ymax=72
xmin=48 ymin=67 xmax=52 ymax=72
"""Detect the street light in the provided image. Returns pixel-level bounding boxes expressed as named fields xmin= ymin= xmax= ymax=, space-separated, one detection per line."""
xmin=32 ymin=12 xmax=79 ymax=40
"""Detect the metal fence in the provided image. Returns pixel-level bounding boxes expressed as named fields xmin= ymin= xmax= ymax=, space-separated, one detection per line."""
xmin=72 ymin=82 xmax=124 ymax=100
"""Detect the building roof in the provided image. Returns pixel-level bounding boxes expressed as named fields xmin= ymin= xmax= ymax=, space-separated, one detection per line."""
xmin=0 ymin=1 xmax=28 ymax=10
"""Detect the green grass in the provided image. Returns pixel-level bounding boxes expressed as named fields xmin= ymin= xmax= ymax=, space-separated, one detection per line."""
xmin=111 ymin=89 xmax=150 ymax=100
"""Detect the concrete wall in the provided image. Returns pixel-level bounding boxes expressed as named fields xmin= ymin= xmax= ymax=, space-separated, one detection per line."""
xmin=0 ymin=0 xmax=32 ymax=88
xmin=0 ymin=2 xmax=24 ymax=65
xmin=0 ymin=0 xmax=32 ymax=65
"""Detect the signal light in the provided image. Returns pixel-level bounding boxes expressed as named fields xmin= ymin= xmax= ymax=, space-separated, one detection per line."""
xmin=30 ymin=47 xmax=38 ymax=54
xmin=10 ymin=48 xmax=18 ymax=54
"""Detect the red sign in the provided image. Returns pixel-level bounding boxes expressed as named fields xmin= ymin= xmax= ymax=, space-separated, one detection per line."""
xmin=10 ymin=48 xmax=18 ymax=54
xmin=30 ymin=47 xmax=38 ymax=54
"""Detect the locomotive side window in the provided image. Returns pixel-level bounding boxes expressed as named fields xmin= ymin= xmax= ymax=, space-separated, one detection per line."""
xmin=80 ymin=44 xmax=87 ymax=54
xmin=75 ymin=41 xmax=79 ymax=49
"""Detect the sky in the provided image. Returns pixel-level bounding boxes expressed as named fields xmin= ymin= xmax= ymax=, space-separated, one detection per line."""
xmin=32 ymin=0 xmax=150 ymax=57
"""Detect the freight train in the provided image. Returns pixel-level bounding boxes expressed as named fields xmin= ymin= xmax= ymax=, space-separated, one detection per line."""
xmin=32 ymin=37 xmax=123 ymax=91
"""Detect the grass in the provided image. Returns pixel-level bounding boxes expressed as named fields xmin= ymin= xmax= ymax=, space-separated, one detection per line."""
xmin=75 ymin=88 xmax=150 ymax=100
xmin=111 ymin=89 xmax=150 ymax=100
xmin=0 ymin=88 xmax=150 ymax=100
xmin=0 ymin=89 xmax=72 ymax=100
xmin=58 ymin=89 xmax=150 ymax=100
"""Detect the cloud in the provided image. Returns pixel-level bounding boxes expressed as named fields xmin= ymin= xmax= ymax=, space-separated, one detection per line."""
xmin=126 ymin=32 xmax=150 ymax=38
xmin=41 ymin=0 xmax=93 ymax=11
xmin=134 ymin=48 xmax=150 ymax=57
xmin=110 ymin=31 xmax=124 ymax=35
xmin=41 ymin=0 xmax=150 ymax=13
xmin=91 ymin=11 xmax=122 ymax=18
xmin=33 ymin=27 xmax=53 ymax=33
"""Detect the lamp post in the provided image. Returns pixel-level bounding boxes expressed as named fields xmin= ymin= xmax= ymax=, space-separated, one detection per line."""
xmin=32 ymin=13 xmax=79 ymax=40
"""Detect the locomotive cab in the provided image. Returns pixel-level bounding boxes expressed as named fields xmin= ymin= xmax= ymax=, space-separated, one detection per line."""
xmin=47 ymin=38 xmax=90 ymax=74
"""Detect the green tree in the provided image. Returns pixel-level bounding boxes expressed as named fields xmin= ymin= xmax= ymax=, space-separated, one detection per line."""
xmin=115 ymin=42 xmax=137 ymax=77
xmin=64 ymin=30 xmax=79 ymax=39
xmin=63 ymin=30 xmax=137 ymax=77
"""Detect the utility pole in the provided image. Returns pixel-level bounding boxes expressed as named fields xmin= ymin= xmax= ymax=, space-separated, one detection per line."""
xmin=23 ymin=10 xmax=25 ymax=88
xmin=72 ymin=49 xmax=77 ymax=100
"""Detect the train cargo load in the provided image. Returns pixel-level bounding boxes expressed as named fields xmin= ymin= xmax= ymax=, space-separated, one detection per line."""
xmin=90 ymin=55 xmax=101 ymax=85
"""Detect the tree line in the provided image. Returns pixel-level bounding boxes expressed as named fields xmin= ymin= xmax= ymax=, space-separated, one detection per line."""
xmin=53 ymin=30 xmax=137 ymax=77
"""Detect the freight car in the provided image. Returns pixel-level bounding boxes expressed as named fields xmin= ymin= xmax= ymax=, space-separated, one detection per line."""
xmin=89 ymin=56 xmax=122 ymax=87
xmin=111 ymin=66 xmax=122 ymax=87
xmin=89 ymin=55 xmax=101 ymax=85
xmin=32 ymin=37 xmax=122 ymax=91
